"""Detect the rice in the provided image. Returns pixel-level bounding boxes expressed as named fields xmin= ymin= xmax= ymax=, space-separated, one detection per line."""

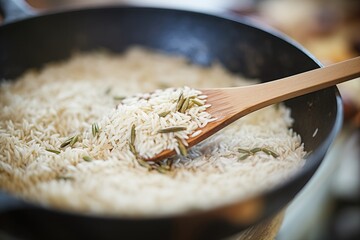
xmin=88 ymin=86 xmax=214 ymax=160
xmin=0 ymin=47 xmax=306 ymax=216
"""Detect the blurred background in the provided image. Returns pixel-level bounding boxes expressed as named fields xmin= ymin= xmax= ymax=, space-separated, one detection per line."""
xmin=1 ymin=0 xmax=359 ymax=239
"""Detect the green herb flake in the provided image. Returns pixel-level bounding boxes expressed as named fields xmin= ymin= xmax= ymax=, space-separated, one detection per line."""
xmin=239 ymin=154 xmax=250 ymax=160
xmin=60 ymin=135 xmax=78 ymax=148
xmin=157 ymin=126 xmax=187 ymax=133
xmin=176 ymin=137 xmax=188 ymax=156
xmin=70 ymin=135 xmax=79 ymax=147
xmin=92 ymin=123 xmax=99 ymax=137
xmin=137 ymin=158 xmax=152 ymax=170
xmin=82 ymin=156 xmax=92 ymax=162
xmin=45 ymin=149 xmax=60 ymax=154
xmin=60 ymin=137 xmax=72 ymax=148
xmin=180 ymin=97 xmax=190 ymax=113
xmin=175 ymin=92 xmax=185 ymax=112
xmin=187 ymin=101 xmax=195 ymax=109
xmin=250 ymin=148 xmax=262 ymax=154
xmin=261 ymin=148 xmax=279 ymax=158
xmin=131 ymin=124 xmax=136 ymax=145
xmin=155 ymin=165 xmax=169 ymax=174
xmin=190 ymin=98 xmax=204 ymax=106
xmin=237 ymin=148 xmax=251 ymax=154
xmin=237 ymin=147 xmax=279 ymax=160
xmin=158 ymin=111 xmax=171 ymax=118
xmin=57 ymin=175 xmax=74 ymax=181
xmin=129 ymin=144 xmax=137 ymax=156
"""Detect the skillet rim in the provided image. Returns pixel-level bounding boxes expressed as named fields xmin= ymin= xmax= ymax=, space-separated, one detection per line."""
xmin=0 ymin=5 xmax=343 ymax=225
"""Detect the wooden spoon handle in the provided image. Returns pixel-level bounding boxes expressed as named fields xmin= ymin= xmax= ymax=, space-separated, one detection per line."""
xmin=249 ymin=57 xmax=360 ymax=108
xmin=203 ymin=57 xmax=360 ymax=123
xmin=148 ymin=57 xmax=360 ymax=161
xmin=203 ymin=57 xmax=360 ymax=135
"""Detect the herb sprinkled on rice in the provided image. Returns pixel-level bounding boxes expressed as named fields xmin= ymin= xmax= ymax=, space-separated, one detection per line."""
xmin=0 ymin=47 xmax=306 ymax=216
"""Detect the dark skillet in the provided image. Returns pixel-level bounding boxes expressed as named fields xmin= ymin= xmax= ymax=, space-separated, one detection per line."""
xmin=0 ymin=1 xmax=342 ymax=240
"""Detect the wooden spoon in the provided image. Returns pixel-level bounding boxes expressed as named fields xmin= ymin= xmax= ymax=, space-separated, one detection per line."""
xmin=148 ymin=57 xmax=360 ymax=161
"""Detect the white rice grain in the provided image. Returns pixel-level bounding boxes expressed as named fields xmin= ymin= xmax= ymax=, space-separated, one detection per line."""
xmin=0 ymin=47 xmax=306 ymax=217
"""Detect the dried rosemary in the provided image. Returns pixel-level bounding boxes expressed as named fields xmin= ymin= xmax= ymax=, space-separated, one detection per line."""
xmin=158 ymin=126 xmax=187 ymax=133
xmin=56 ymin=175 xmax=74 ymax=181
xmin=175 ymin=92 xmax=185 ymax=112
xmin=45 ymin=149 xmax=60 ymax=154
xmin=158 ymin=111 xmax=171 ymax=118
xmin=128 ymin=124 xmax=138 ymax=156
xmin=176 ymin=137 xmax=187 ymax=156
xmin=135 ymin=158 xmax=172 ymax=174
xmin=131 ymin=124 xmax=136 ymax=145
xmin=239 ymin=153 xmax=250 ymax=160
xmin=60 ymin=135 xmax=79 ymax=148
xmin=237 ymin=148 xmax=251 ymax=154
xmin=82 ymin=156 xmax=92 ymax=162
xmin=262 ymin=148 xmax=279 ymax=158
xmin=180 ymin=97 xmax=190 ymax=113
xmin=92 ymin=123 xmax=99 ymax=137
xmin=69 ymin=135 xmax=78 ymax=147
xmin=187 ymin=101 xmax=195 ymax=109
xmin=60 ymin=137 xmax=72 ymax=148
xmin=250 ymin=148 xmax=262 ymax=154
xmin=237 ymin=147 xmax=279 ymax=160
xmin=136 ymin=158 xmax=152 ymax=170
xmin=60 ymin=140 xmax=71 ymax=148
xmin=154 ymin=164 xmax=169 ymax=174
xmin=190 ymin=98 xmax=204 ymax=106
xmin=129 ymin=144 xmax=137 ymax=156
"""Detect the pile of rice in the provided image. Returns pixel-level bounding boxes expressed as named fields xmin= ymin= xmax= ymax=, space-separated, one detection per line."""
xmin=0 ymin=47 xmax=306 ymax=216
xmin=91 ymin=86 xmax=214 ymax=160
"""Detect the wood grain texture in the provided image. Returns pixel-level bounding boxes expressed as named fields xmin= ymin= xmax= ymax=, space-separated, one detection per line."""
xmin=148 ymin=57 xmax=360 ymax=161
